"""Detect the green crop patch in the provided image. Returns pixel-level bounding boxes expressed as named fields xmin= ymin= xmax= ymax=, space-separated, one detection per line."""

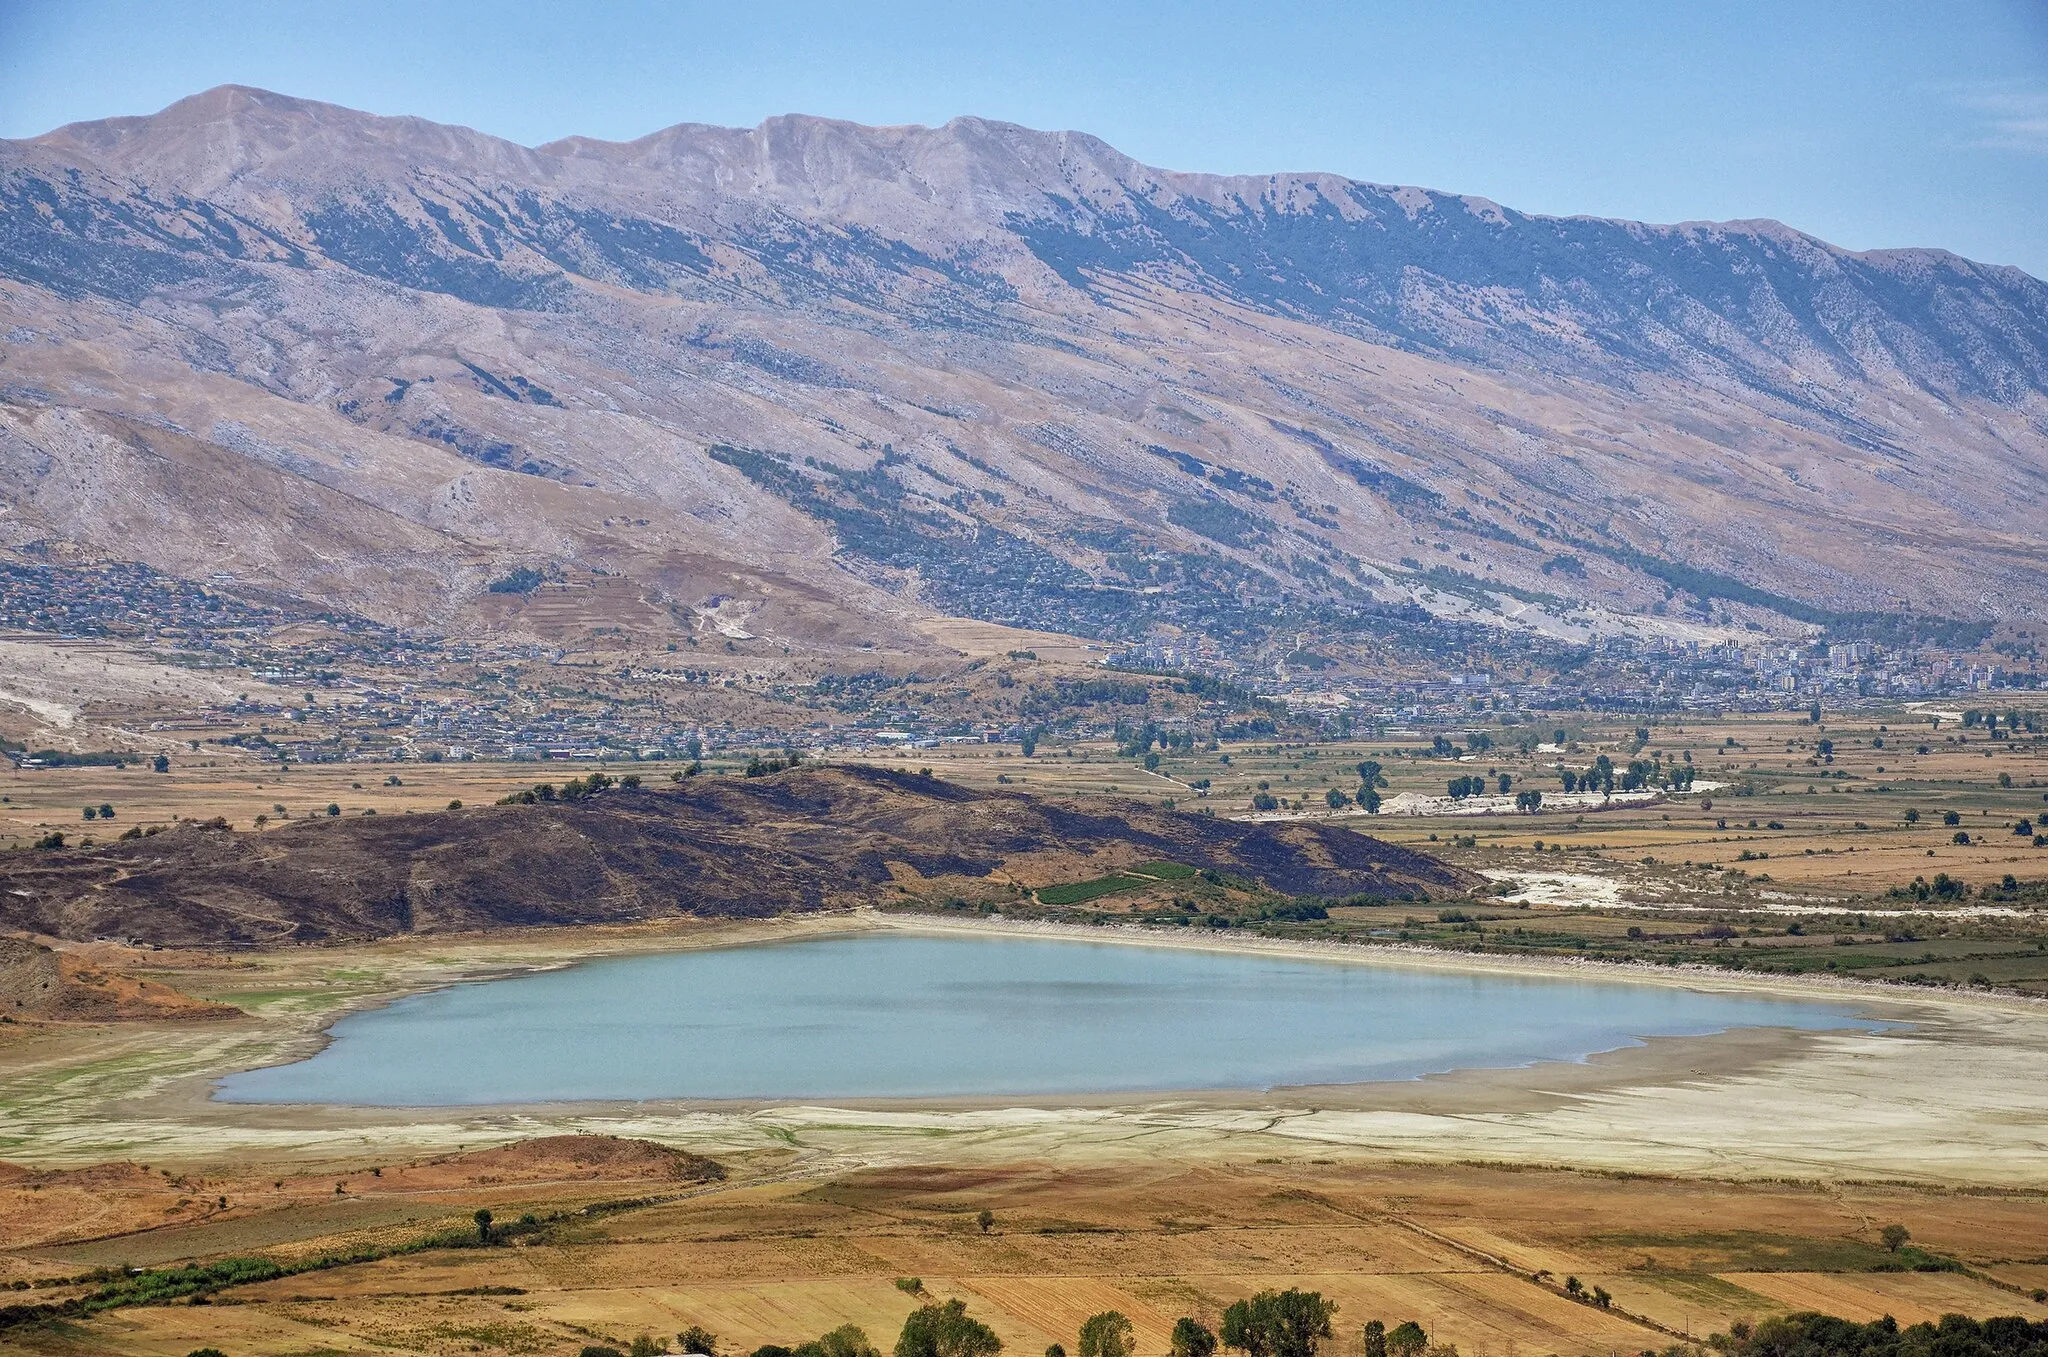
xmin=1036 ymin=874 xmax=1155 ymax=906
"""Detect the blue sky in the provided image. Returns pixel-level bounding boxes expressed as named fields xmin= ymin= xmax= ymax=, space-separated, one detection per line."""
xmin=3 ymin=0 xmax=2045 ymax=276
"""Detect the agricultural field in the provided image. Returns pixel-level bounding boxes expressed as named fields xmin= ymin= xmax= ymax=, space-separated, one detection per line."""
xmin=4 ymin=1149 xmax=2044 ymax=1357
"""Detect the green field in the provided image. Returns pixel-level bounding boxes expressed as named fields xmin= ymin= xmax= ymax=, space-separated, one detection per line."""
xmin=1034 ymin=874 xmax=1156 ymax=906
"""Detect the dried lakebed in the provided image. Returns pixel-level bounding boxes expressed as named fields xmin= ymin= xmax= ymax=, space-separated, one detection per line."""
xmin=215 ymin=932 xmax=1886 ymax=1106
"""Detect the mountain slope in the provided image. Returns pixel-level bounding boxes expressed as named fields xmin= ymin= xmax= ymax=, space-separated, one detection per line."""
xmin=1 ymin=86 xmax=2043 ymax=658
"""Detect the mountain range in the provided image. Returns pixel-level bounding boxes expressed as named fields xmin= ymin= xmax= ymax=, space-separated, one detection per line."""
xmin=2 ymin=85 xmax=2044 ymax=661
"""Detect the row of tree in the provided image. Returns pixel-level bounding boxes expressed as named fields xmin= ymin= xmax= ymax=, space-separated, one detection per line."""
xmin=605 ymin=1291 xmax=1451 ymax=1357
xmin=1558 ymin=754 xmax=1695 ymax=795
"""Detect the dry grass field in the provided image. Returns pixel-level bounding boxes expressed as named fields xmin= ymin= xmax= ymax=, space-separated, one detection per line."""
xmin=5 ymin=1150 xmax=2045 ymax=1357
xmin=829 ymin=705 xmax=2048 ymax=896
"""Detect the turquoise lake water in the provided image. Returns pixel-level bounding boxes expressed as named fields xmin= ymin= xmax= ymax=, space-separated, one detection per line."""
xmin=214 ymin=933 xmax=1884 ymax=1106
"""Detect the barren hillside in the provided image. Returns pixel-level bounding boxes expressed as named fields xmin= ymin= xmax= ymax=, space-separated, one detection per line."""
xmin=2 ymin=86 xmax=2044 ymax=657
xmin=0 ymin=765 xmax=1470 ymax=945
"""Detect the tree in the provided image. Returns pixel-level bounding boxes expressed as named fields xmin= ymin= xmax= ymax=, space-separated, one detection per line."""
xmin=1881 ymin=1223 xmax=1910 ymax=1253
xmin=1020 ymin=730 xmax=1038 ymax=757
xmin=1496 ymin=772 xmax=1512 ymax=794
xmin=1361 ymin=1321 xmax=1386 ymax=1357
xmin=326 ymin=802 xmax=341 ymax=817
xmin=1355 ymin=761 xmax=1385 ymax=789
xmin=632 ymin=1339 xmax=669 ymax=1357
xmin=896 ymin=1300 xmax=1002 ymax=1357
xmin=152 ymin=754 xmax=170 ymax=773
xmin=976 ymin=1208 xmax=995 ymax=1233
xmin=1324 ymin=787 xmax=1349 ymax=809
xmin=1385 ymin=1323 xmax=1426 ymax=1357
xmin=679 ymin=1327 xmax=719 ymax=1355
xmin=1221 ymin=1289 xmax=1335 ymax=1357
xmin=1079 ymin=1312 xmax=1134 ymax=1357
xmin=1172 ymin=1319 xmax=1217 ymax=1357
xmin=473 ymin=1208 xmax=493 ymax=1243
xmin=1357 ymin=787 xmax=1382 ymax=814
xmin=795 ymin=1326 xmax=880 ymax=1357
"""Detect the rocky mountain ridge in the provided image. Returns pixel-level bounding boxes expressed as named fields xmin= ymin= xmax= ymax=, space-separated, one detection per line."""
xmin=1 ymin=86 xmax=2043 ymax=658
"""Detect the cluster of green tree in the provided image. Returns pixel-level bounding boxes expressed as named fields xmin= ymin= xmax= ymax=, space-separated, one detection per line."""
xmin=1167 ymin=496 xmax=1271 ymax=548
xmin=485 ymin=566 xmax=550 ymax=594
xmin=1556 ymin=754 xmax=1694 ymax=795
xmin=1359 ymin=1320 xmax=1442 ymax=1357
xmin=17 ymin=749 xmax=136 ymax=768
xmin=1169 ymin=899 xmax=1332 ymax=930
xmin=495 ymin=771 xmax=638 ymax=806
xmin=1018 ymin=679 xmax=1153 ymax=718
xmin=745 ymin=748 xmax=806 ymax=777
xmin=1888 ymin=873 xmax=1971 ymax=903
xmin=1710 ymin=1310 xmax=2048 ymax=1356
xmin=1114 ymin=720 xmax=1201 ymax=758
xmin=1963 ymin=709 xmax=2042 ymax=737
xmin=1350 ymin=760 xmax=1386 ymax=813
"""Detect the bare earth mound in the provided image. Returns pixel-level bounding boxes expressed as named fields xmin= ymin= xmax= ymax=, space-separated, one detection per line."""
xmin=0 ymin=766 xmax=1470 ymax=946
xmin=0 ymin=935 xmax=241 ymax=1020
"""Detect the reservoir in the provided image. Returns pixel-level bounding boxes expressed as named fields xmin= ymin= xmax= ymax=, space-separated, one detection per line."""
xmin=215 ymin=932 xmax=1885 ymax=1106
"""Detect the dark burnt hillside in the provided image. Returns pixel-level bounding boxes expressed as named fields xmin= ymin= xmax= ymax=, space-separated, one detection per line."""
xmin=0 ymin=766 xmax=1470 ymax=947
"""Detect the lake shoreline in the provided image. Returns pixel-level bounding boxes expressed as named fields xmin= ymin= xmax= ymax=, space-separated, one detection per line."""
xmin=207 ymin=917 xmax=1895 ymax=1110
xmin=190 ymin=905 xmax=1954 ymax=1108
xmin=7 ymin=910 xmax=2045 ymax=1185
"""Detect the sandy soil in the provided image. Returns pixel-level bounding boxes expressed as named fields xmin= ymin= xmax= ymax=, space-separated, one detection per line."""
xmin=2 ymin=912 xmax=2044 ymax=1189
